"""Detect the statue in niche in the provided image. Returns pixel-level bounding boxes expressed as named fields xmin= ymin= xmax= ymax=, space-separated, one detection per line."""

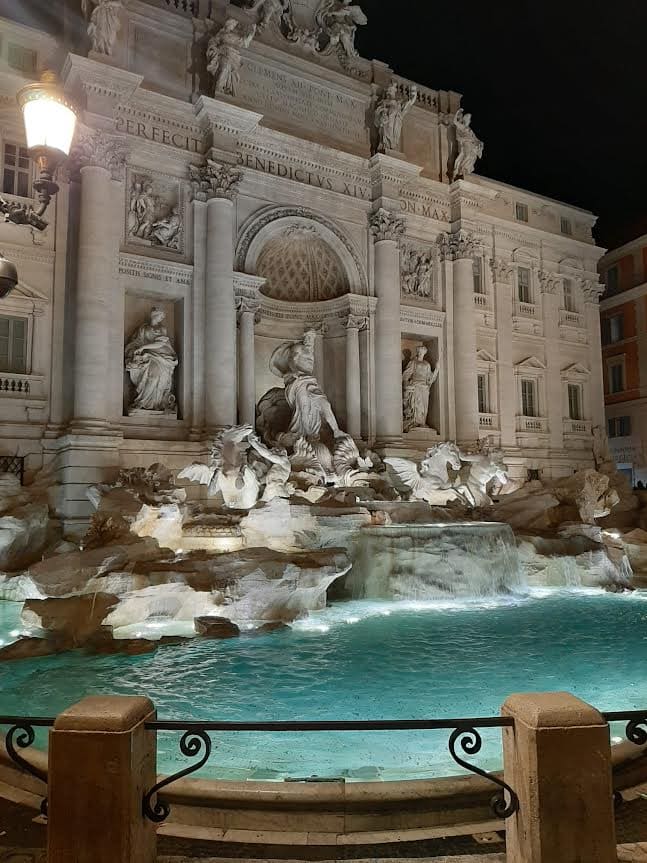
xmin=82 ymin=0 xmax=123 ymax=55
xmin=450 ymin=109 xmax=484 ymax=181
xmin=374 ymin=83 xmax=417 ymax=154
xmin=124 ymin=308 xmax=178 ymax=415
xmin=315 ymin=0 xmax=367 ymax=58
xmin=401 ymin=247 xmax=434 ymax=298
xmin=270 ymin=330 xmax=345 ymax=442
xmin=402 ymin=345 xmax=439 ymax=433
xmin=207 ymin=18 xmax=257 ymax=97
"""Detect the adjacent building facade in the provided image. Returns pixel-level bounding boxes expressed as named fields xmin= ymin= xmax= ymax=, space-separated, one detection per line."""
xmin=0 ymin=1 xmax=607 ymax=532
xmin=599 ymin=234 xmax=647 ymax=485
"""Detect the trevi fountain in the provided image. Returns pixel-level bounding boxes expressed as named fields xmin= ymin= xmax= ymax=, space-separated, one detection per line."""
xmin=0 ymin=0 xmax=645 ymax=789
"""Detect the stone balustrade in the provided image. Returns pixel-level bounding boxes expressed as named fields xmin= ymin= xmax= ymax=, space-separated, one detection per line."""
xmin=559 ymin=309 xmax=584 ymax=328
xmin=517 ymin=415 xmax=548 ymax=433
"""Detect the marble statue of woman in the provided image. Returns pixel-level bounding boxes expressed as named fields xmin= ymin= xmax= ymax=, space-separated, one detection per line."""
xmin=82 ymin=0 xmax=123 ymax=55
xmin=247 ymin=0 xmax=291 ymax=31
xmin=207 ymin=18 xmax=256 ymax=97
xmin=125 ymin=308 xmax=178 ymax=414
xmin=374 ymin=83 xmax=417 ymax=153
xmin=402 ymin=345 xmax=439 ymax=433
xmin=451 ymin=109 xmax=484 ymax=180
xmin=270 ymin=330 xmax=345 ymax=441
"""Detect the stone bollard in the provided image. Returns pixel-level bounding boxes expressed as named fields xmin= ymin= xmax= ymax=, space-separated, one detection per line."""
xmin=502 ymin=692 xmax=616 ymax=863
xmin=48 ymin=696 xmax=156 ymax=863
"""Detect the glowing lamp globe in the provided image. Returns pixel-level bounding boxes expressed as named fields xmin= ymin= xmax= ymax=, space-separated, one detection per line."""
xmin=16 ymin=71 xmax=77 ymax=210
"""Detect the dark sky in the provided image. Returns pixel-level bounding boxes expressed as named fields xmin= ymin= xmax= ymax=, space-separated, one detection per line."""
xmin=5 ymin=0 xmax=644 ymax=248
xmin=356 ymin=0 xmax=647 ymax=250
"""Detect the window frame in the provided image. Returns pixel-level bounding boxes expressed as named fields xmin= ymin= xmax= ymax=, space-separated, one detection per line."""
xmin=606 ymin=266 xmax=619 ymax=296
xmin=2 ymin=141 xmax=32 ymax=199
xmin=515 ymin=202 xmax=529 ymax=223
xmin=608 ymin=416 xmax=632 ymax=438
xmin=0 ymin=314 xmax=28 ymax=374
xmin=560 ymin=216 xmax=572 ymax=236
xmin=521 ymin=377 xmax=538 ymax=417
xmin=517 ymin=266 xmax=532 ymax=304
xmin=608 ymin=357 xmax=626 ymax=395
xmin=562 ymin=278 xmax=577 ymax=313
xmin=473 ymin=256 xmax=485 ymax=295
xmin=567 ymin=383 xmax=583 ymax=421
xmin=477 ymin=372 xmax=489 ymax=414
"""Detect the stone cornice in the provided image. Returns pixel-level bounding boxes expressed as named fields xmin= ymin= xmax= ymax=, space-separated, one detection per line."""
xmin=62 ymin=53 xmax=143 ymax=108
xmin=0 ymin=241 xmax=55 ymax=267
xmin=257 ymin=292 xmax=377 ymax=325
xmin=400 ymin=305 xmax=446 ymax=330
xmin=194 ymin=95 xmax=263 ymax=145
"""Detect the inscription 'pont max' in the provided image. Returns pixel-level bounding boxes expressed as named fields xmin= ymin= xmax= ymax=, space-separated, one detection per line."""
xmin=239 ymin=60 xmax=367 ymax=145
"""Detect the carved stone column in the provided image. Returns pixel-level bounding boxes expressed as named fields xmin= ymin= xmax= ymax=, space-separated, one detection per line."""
xmin=583 ymin=280 xmax=606 ymax=433
xmin=70 ymin=130 xmax=127 ymax=432
xmin=370 ymin=208 xmax=405 ymax=447
xmin=440 ymin=231 xmax=479 ymax=446
xmin=237 ymin=297 xmax=260 ymax=428
xmin=540 ymin=271 xmax=564 ymax=451
xmin=345 ymin=315 xmax=366 ymax=440
xmin=191 ymin=160 xmax=242 ymax=432
xmin=493 ymin=258 xmax=516 ymax=449
xmin=310 ymin=320 xmax=327 ymax=394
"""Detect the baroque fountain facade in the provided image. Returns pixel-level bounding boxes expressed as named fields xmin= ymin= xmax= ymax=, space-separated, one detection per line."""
xmin=1 ymin=0 xmax=647 ymax=792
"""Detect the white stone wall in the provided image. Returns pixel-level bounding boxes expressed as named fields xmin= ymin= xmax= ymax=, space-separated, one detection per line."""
xmin=0 ymin=8 xmax=606 ymax=524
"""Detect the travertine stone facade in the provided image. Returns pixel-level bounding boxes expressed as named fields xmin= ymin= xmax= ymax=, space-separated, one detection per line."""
xmin=0 ymin=4 xmax=606 ymax=529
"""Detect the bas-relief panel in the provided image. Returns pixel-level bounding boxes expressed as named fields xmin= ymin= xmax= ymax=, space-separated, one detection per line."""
xmin=237 ymin=58 xmax=369 ymax=146
xmin=124 ymin=169 xmax=186 ymax=258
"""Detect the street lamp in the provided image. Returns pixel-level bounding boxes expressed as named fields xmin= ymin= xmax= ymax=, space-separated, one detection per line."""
xmin=0 ymin=71 xmax=77 ymax=233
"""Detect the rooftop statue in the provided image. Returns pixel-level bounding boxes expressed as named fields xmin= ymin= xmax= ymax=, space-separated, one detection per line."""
xmin=450 ymin=109 xmax=484 ymax=181
xmin=246 ymin=0 xmax=293 ymax=32
xmin=374 ymin=83 xmax=417 ymax=154
xmin=82 ymin=0 xmax=123 ymax=56
xmin=207 ymin=18 xmax=257 ymax=97
xmin=314 ymin=0 xmax=367 ymax=58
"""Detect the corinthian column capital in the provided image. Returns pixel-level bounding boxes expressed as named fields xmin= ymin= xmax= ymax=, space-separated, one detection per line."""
xmin=69 ymin=127 xmax=129 ymax=180
xmin=190 ymin=159 xmax=243 ymax=202
xmin=437 ymin=230 xmax=478 ymax=262
xmin=369 ymin=207 xmax=405 ymax=243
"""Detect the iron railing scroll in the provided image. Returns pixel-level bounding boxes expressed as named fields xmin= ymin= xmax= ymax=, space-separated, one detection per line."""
xmin=0 ymin=717 xmax=54 ymax=817
xmin=143 ymin=716 xmax=520 ymax=824
xmin=603 ymin=710 xmax=647 ymax=807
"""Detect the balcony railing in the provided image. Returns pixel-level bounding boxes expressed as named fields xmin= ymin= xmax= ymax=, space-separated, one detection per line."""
xmin=474 ymin=293 xmax=489 ymax=308
xmin=514 ymin=301 xmax=537 ymax=318
xmin=564 ymin=419 xmax=591 ymax=436
xmin=479 ymin=413 xmax=497 ymax=429
xmin=0 ymin=374 xmax=31 ymax=395
xmin=560 ymin=309 xmax=584 ymax=328
xmin=517 ymin=416 xmax=548 ymax=433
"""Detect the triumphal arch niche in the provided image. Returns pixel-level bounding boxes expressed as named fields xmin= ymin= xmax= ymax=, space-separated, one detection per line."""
xmin=235 ymin=207 xmax=373 ymax=443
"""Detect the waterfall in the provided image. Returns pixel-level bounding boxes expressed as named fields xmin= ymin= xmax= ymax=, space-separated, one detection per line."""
xmin=348 ymin=523 xmax=525 ymax=600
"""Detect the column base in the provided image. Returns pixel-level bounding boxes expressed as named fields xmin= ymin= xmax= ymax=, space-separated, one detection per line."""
xmin=67 ymin=418 xmax=117 ymax=436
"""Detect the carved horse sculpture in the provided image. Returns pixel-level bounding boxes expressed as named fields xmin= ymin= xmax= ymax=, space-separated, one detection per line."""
xmin=385 ymin=441 xmax=467 ymax=505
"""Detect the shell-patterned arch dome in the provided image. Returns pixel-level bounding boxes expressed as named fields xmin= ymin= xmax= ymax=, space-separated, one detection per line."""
xmin=256 ymin=225 xmax=350 ymax=303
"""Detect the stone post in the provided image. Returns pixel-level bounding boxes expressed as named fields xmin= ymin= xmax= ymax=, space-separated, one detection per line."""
xmin=71 ymin=132 xmax=126 ymax=431
xmin=370 ymin=208 xmax=405 ymax=447
xmin=493 ymin=258 xmax=516 ymax=448
xmin=312 ymin=321 xmax=327 ymax=394
xmin=237 ymin=298 xmax=260 ymax=427
xmin=345 ymin=315 xmax=365 ymax=439
xmin=48 ymin=695 xmax=157 ymax=863
xmin=502 ymin=692 xmax=616 ymax=863
xmin=191 ymin=160 xmax=242 ymax=432
xmin=441 ymin=232 xmax=479 ymax=446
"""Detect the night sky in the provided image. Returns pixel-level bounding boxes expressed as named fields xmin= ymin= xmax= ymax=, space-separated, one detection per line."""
xmin=4 ymin=0 xmax=644 ymax=248
xmin=356 ymin=0 xmax=646 ymax=250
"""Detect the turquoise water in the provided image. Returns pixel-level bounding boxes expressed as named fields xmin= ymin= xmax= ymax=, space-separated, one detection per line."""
xmin=1 ymin=589 xmax=646 ymax=781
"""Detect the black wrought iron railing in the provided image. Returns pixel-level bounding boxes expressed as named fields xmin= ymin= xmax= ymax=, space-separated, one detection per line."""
xmin=3 ymin=710 xmax=646 ymax=825
xmin=0 ymin=455 xmax=25 ymax=484
xmin=0 ymin=717 xmax=53 ymax=816
xmin=142 ymin=717 xmax=519 ymax=823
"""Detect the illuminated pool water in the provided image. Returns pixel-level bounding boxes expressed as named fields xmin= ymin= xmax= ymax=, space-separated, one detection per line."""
xmin=1 ymin=589 xmax=646 ymax=781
